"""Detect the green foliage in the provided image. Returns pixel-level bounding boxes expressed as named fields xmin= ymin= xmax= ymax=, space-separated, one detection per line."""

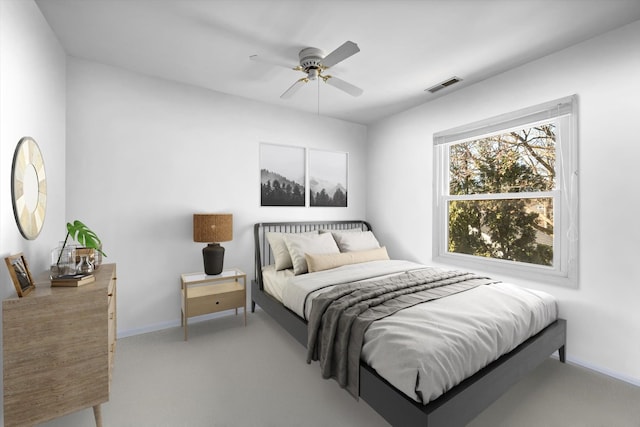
xmin=66 ymin=220 xmax=105 ymax=255
xmin=57 ymin=220 xmax=106 ymax=266
xmin=447 ymin=125 xmax=555 ymax=266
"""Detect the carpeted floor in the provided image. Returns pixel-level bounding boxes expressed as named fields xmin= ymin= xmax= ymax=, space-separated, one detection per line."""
xmin=39 ymin=309 xmax=640 ymax=427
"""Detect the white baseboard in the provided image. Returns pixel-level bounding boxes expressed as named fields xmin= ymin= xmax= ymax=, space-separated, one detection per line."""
xmin=117 ymin=311 xmax=234 ymax=338
xmin=549 ymin=352 xmax=640 ymax=387
xmin=564 ymin=355 xmax=640 ymax=388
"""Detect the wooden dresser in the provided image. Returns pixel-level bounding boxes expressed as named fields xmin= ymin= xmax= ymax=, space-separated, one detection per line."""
xmin=3 ymin=263 xmax=117 ymax=427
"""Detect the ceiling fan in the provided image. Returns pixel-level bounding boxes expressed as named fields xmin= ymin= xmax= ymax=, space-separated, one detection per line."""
xmin=250 ymin=41 xmax=363 ymax=99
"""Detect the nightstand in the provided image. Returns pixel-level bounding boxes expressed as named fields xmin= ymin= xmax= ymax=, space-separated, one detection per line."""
xmin=180 ymin=268 xmax=246 ymax=341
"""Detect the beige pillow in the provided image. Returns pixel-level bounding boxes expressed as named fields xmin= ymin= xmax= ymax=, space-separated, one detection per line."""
xmin=306 ymin=247 xmax=390 ymax=273
xmin=266 ymin=231 xmax=318 ymax=271
xmin=331 ymin=230 xmax=380 ymax=252
xmin=283 ymin=232 xmax=340 ymax=275
xmin=319 ymin=228 xmax=361 ymax=234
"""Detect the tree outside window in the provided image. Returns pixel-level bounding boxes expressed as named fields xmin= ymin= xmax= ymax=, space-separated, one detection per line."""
xmin=433 ymin=96 xmax=578 ymax=287
xmin=448 ymin=124 xmax=555 ymax=267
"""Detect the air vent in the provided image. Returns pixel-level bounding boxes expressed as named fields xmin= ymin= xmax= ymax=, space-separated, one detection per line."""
xmin=426 ymin=76 xmax=463 ymax=93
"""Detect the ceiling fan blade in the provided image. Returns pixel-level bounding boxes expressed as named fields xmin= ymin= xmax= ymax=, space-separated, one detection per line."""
xmin=321 ymin=41 xmax=360 ymax=68
xmin=323 ymin=75 xmax=363 ymax=97
xmin=281 ymin=78 xmax=308 ymax=99
xmin=250 ymin=54 xmax=299 ymax=70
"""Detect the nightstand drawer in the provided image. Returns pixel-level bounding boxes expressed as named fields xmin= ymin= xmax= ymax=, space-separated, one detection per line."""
xmin=188 ymin=286 xmax=244 ymax=317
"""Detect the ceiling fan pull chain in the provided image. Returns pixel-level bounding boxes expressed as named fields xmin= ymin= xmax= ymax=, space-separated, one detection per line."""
xmin=317 ymin=78 xmax=320 ymax=116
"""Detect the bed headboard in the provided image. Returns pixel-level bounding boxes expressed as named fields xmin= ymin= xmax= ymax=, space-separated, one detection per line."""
xmin=254 ymin=220 xmax=372 ymax=289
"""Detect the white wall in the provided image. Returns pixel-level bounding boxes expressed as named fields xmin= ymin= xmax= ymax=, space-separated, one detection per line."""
xmin=66 ymin=58 xmax=367 ymax=335
xmin=0 ymin=1 xmax=66 ymax=297
xmin=0 ymin=0 xmax=66 ymax=420
xmin=367 ymin=20 xmax=640 ymax=385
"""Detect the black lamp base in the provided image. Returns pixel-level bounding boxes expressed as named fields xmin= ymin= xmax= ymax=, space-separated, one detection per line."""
xmin=202 ymin=243 xmax=225 ymax=275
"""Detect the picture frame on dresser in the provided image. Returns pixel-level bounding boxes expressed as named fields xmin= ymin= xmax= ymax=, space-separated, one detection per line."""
xmin=4 ymin=253 xmax=35 ymax=297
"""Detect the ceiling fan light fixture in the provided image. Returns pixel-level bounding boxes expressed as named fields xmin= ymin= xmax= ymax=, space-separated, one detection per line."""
xmin=307 ymin=68 xmax=319 ymax=80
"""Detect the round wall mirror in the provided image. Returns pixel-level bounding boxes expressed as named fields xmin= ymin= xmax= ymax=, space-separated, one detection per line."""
xmin=11 ymin=137 xmax=47 ymax=240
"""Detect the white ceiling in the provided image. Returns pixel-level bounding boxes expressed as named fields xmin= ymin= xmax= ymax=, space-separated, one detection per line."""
xmin=36 ymin=0 xmax=640 ymax=125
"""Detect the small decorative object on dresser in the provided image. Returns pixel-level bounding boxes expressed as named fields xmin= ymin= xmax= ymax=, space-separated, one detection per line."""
xmin=4 ymin=253 xmax=35 ymax=297
xmin=76 ymin=252 xmax=95 ymax=274
xmin=76 ymin=247 xmax=98 ymax=271
xmin=193 ymin=213 xmax=233 ymax=275
xmin=51 ymin=273 xmax=95 ymax=287
xmin=50 ymin=244 xmax=76 ymax=278
xmin=181 ymin=268 xmax=246 ymax=341
xmin=52 ymin=220 xmax=106 ymax=278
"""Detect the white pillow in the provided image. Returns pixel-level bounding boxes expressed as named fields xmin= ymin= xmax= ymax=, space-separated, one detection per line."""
xmin=283 ymin=232 xmax=340 ymax=275
xmin=306 ymin=247 xmax=389 ymax=273
xmin=266 ymin=231 xmax=318 ymax=271
xmin=331 ymin=230 xmax=380 ymax=252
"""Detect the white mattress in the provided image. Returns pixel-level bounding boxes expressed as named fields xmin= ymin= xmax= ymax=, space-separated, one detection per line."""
xmin=263 ymin=260 xmax=558 ymax=404
xmin=262 ymin=264 xmax=294 ymax=303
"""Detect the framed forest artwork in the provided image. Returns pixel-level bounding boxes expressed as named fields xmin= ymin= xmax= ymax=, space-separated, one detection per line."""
xmin=260 ymin=143 xmax=306 ymax=207
xmin=309 ymin=149 xmax=348 ymax=207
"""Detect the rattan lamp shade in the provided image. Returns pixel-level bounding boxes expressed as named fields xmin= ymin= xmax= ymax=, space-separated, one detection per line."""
xmin=193 ymin=214 xmax=233 ymax=243
xmin=193 ymin=214 xmax=233 ymax=275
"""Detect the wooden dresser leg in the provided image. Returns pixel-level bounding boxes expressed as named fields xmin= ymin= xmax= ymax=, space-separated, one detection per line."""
xmin=93 ymin=404 xmax=103 ymax=427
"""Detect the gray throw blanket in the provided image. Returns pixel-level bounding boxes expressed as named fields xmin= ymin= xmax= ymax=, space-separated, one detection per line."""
xmin=306 ymin=267 xmax=497 ymax=398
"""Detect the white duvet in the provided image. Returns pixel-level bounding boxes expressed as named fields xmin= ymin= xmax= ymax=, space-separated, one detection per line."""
xmin=276 ymin=260 xmax=558 ymax=404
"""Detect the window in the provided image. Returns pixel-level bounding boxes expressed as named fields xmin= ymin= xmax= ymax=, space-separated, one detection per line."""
xmin=433 ymin=96 xmax=578 ymax=287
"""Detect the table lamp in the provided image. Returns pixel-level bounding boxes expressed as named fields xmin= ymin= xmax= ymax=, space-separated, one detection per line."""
xmin=193 ymin=213 xmax=233 ymax=275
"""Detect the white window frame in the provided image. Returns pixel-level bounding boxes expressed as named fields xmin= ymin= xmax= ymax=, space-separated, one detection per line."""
xmin=433 ymin=95 xmax=579 ymax=287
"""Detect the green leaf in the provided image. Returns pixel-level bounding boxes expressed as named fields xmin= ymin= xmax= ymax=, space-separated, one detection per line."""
xmin=66 ymin=220 xmax=106 ymax=256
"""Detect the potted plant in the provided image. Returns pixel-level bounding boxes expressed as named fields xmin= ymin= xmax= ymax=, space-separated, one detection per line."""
xmin=54 ymin=220 xmax=106 ymax=273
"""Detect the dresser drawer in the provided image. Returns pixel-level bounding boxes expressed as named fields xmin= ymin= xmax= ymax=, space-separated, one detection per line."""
xmin=107 ymin=273 xmax=117 ymax=388
xmin=108 ymin=310 xmax=116 ymax=349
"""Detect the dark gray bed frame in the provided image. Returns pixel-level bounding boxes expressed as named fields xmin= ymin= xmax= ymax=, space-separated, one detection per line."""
xmin=251 ymin=220 xmax=566 ymax=427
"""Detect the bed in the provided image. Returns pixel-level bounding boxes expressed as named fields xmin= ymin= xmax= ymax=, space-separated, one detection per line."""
xmin=251 ymin=220 xmax=566 ymax=427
